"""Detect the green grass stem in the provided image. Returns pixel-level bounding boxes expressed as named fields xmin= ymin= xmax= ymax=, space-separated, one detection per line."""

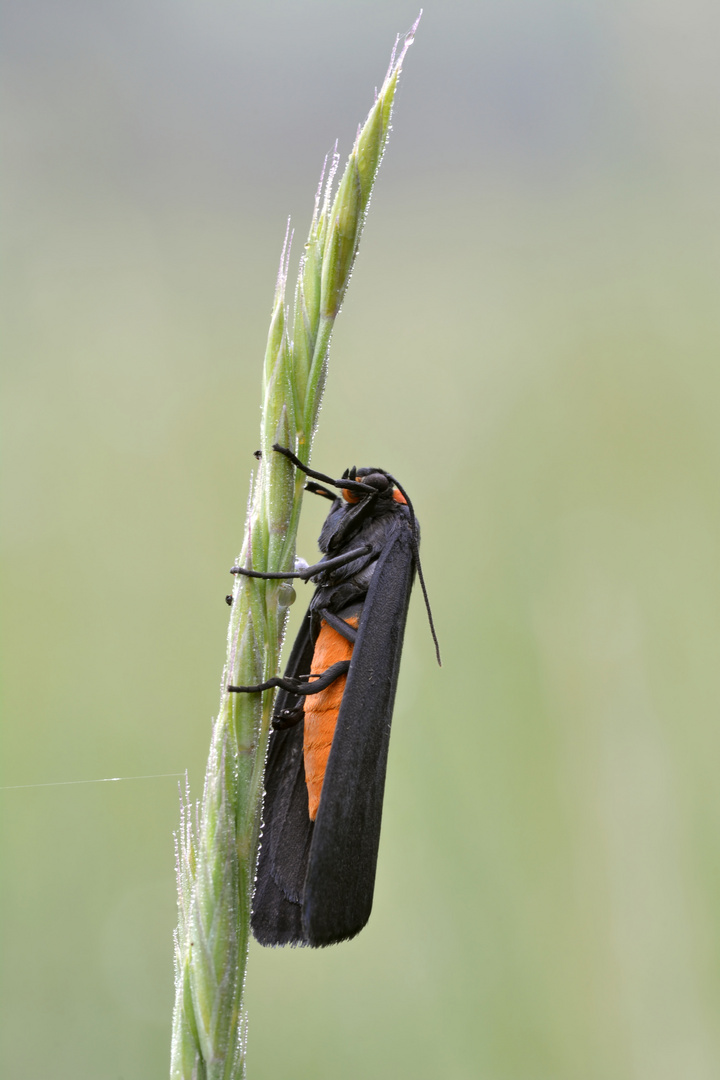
xmin=170 ymin=15 xmax=420 ymax=1078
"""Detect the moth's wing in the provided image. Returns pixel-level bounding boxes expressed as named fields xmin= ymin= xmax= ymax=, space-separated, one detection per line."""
xmin=251 ymin=616 xmax=315 ymax=947
xmin=303 ymin=521 xmax=415 ymax=946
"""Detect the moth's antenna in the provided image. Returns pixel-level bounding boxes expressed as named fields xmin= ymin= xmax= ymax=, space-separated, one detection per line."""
xmin=389 ymin=476 xmax=441 ymax=666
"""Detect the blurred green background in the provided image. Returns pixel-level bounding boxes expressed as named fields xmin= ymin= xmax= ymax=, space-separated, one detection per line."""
xmin=4 ymin=1 xmax=720 ymax=1077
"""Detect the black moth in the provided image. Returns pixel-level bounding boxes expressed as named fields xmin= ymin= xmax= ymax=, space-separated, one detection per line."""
xmin=229 ymin=445 xmax=438 ymax=947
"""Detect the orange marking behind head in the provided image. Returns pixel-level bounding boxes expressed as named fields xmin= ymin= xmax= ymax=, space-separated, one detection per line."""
xmin=304 ymin=614 xmax=360 ymax=820
xmin=344 ymin=484 xmax=406 ymax=504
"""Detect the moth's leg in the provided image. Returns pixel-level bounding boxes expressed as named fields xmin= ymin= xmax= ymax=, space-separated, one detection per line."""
xmin=228 ymin=659 xmax=350 ymax=696
xmin=230 ymin=544 xmax=372 ymax=581
xmin=316 ymin=608 xmax=358 ymax=644
xmin=305 ymin=481 xmax=336 ymax=501
xmin=272 ymin=444 xmax=374 ymax=498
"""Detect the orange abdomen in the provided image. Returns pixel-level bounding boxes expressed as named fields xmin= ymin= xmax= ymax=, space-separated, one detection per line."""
xmin=304 ymin=615 xmax=359 ymax=820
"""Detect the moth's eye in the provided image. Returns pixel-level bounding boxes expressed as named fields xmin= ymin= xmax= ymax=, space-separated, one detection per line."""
xmin=362 ymin=472 xmax=390 ymax=493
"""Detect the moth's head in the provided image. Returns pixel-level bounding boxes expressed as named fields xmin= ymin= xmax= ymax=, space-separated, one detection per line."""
xmin=341 ymin=467 xmax=406 ymax=505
